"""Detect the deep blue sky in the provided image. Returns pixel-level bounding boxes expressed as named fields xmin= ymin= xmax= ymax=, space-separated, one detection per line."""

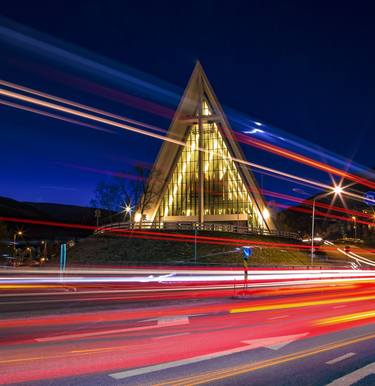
xmin=1 ymin=1 xmax=375 ymax=207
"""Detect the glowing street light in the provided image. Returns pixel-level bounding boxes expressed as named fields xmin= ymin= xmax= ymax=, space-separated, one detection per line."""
xmin=13 ymin=230 xmax=23 ymax=256
xmin=122 ymin=203 xmax=133 ymax=222
xmin=333 ymin=185 xmax=343 ymax=195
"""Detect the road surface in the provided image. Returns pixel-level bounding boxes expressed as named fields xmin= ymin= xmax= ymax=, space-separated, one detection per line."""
xmin=1 ymin=267 xmax=375 ymax=385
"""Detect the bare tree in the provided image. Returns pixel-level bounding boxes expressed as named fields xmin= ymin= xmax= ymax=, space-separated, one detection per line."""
xmin=90 ymin=166 xmax=161 ymax=225
xmin=131 ymin=164 xmax=162 ymax=222
xmin=90 ymin=176 xmax=131 ymax=220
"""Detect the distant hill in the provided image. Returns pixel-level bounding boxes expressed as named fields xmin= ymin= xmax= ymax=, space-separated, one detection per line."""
xmin=0 ymin=196 xmax=115 ymax=239
xmin=25 ymin=202 xmax=99 ymax=225
xmin=0 ymin=196 xmax=52 ymax=221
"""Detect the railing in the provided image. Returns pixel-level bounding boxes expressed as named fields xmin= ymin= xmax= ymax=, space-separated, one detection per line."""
xmin=95 ymin=221 xmax=300 ymax=240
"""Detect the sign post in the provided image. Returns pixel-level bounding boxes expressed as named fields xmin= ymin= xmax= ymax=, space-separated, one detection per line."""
xmin=94 ymin=209 xmax=101 ymax=228
xmin=60 ymin=243 xmax=67 ymax=278
xmin=242 ymin=246 xmax=252 ymax=290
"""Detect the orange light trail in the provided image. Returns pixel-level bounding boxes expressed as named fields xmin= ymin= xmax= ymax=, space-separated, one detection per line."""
xmin=316 ymin=310 xmax=375 ymax=326
xmin=0 ymin=98 xmax=114 ymax=134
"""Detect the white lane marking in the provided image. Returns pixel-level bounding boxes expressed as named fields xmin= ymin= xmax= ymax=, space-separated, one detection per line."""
xmin=243 ymin=333 xmax=308 ymax=351
xmin=35 ymin=316 xmax=189 ymax=342
xmin=109 ymin=347 xmax=257 ymax=379
xmin=268 ymin=315 xmax=289 ymax=320
xmin=109 ymin=333 xmax=308 ymax=380
xmin=153 ymin=332 xmax=191 ymax=340
xmin=333 ymin=305 xmax=347 ymax=309
xmin=326 ymin=362 xmax=375 ymax=385
xmin=326 ymin=352 xmax=356 ymax=365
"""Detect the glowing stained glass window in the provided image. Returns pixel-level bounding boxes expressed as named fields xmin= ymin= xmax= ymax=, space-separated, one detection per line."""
xmin=155 ymin=115 xmax=267 ymax=228
xmin=201 ymin=100 xmax=211 ymax=116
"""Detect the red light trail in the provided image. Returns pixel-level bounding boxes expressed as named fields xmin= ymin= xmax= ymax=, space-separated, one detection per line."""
xmin=236 ymin=132 xmax=375 ymax=190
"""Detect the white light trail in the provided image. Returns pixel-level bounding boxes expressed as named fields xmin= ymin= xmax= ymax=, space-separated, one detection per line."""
xmin=1 ymin=269 xmax=375 ymax=285
xmin=0 ymin=85 xmax=340 ymax=192
xmin=0 ymin=79 xmax=167 ymax=135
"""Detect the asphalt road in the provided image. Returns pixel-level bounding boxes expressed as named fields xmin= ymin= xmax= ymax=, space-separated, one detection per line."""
xmin=2 ymin=270 xmax=375 ymax=385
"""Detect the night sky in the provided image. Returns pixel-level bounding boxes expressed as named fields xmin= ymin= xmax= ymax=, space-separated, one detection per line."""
xmin=1 ymin=1 xmax=375 ymax=207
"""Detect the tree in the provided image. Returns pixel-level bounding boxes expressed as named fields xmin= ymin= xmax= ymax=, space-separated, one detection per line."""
xmin=0 ymin=222 xmax=9 ymax=255
xmin=90 ymin=166 xmax=162 ymax=224
xmin=131 ymin=164 xmax=162 ymax=221
xmin=90 ymin=178 xmax=130 ymax=213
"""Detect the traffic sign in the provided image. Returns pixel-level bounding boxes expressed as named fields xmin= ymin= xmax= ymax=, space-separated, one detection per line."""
xmin=242 ymin=246 xmax=253 ymax=259
xmin=364 ymin=191 xmax=375 ymax=206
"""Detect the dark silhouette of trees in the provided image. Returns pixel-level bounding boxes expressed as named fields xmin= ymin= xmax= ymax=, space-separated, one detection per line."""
xmin=130 ymin=165 xmax=162 ymax=221
xmin=90 ymin=165 xmax=162 ymax=223
xmin=0 ymin=222 xmax=9 ymax=255
xmin=90 ymin=179 xmax=130 ymax=213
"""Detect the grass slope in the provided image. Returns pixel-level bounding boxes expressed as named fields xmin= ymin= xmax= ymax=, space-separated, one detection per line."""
xmin=69 ymin=230 xmax=311 ymax=267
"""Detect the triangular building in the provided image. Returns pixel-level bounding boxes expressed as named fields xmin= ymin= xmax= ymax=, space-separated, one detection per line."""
xmin=142 ymin=62 xmax=275 ymax=231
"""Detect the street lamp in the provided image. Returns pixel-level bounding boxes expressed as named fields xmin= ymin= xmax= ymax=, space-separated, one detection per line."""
xmin=41 ymin=240 xmax=47 ymax=262
xmin=352 ymin=216 xmax=357 ymax=240
xmin=13 ymin=230 xmax=23 ymax=256
xmin=311 ymin=185 xmax=344 ymax=265
xmin=122 ymin=203 xmax=133 ymax=221
xmin=333 ymin=186 xmax=343 ymax=195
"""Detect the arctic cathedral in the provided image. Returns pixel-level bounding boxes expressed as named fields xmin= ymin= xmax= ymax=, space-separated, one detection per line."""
xmin=141 ymin=62 xmax=275 ymax=232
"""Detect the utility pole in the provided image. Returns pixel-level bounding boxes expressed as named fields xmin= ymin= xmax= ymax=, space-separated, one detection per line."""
xmin=311 ymin=186 xmax=344 ymax=265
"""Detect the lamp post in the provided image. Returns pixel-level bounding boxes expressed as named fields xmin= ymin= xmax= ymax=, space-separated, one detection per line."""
xmin=352 ymin=216 xmax=357 ymax=240
xmin=311 ymin=186 xmax=343 ymax=266
xmin=40 ymin=240 xmax=47 ymax=265
xmin=13 ymin=230 xmax=23 ymax=256
xmin=124 ymin=204 xmax=132 ymax=220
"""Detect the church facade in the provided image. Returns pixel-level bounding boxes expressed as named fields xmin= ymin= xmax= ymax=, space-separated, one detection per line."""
xmin=141 ymin=62 xmax=275 ymax=231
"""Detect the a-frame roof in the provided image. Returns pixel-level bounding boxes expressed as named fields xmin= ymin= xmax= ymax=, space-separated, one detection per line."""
xmin=144 ymin=62 xmax=275 ymax=230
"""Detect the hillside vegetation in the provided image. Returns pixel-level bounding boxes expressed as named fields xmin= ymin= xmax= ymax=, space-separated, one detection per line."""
xmin=69 ymin=230 xmax=312 ymax=267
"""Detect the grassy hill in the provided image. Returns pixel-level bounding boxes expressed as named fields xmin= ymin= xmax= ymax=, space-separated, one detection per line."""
xmin=69 ymin=230 xmax=312 ymax=267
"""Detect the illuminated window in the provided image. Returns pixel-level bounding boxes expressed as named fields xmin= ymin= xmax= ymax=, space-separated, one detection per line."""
xmin=155 ymin=119 xmax=267 ymax=229
xmin=201 ymin=100 xmax=211 ymax=116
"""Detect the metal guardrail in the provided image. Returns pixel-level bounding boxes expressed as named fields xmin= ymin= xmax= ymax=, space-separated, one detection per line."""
xmin=95 ymin=221 xmax=300 ymax=240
